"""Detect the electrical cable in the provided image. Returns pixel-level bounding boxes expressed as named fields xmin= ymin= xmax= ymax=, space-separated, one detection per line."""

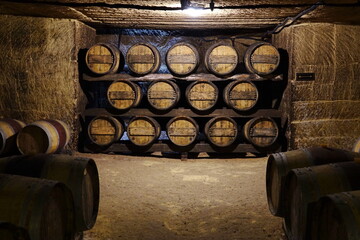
xmin=261 ymin=1 xmax=324 ymax=40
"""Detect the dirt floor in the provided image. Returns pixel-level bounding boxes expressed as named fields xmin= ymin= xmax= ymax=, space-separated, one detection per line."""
xmin=79 ymin=152 xmax=285 ymax=240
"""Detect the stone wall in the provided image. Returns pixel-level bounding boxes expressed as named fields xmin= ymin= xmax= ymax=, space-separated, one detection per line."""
xmin=0 ymin=15 xmax=96 ymax=150
xmin=273 ymin=23 xmax=360 ymax=150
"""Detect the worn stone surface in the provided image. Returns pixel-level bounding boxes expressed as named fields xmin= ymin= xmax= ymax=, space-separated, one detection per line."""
xmin=0 ymin=1 xmax=359 ymax=29
xmin=79 ymin=153 xmax=285 ymax=240
xmin=0 ymin=15 xmax=95 ymax=149
xmin=292 ymin=101 xmax=360 ymax=121
xmin=291 ymin=119 xmax=359 ymax=150
xmin=273 ymin=23 xmax=360 ymax=150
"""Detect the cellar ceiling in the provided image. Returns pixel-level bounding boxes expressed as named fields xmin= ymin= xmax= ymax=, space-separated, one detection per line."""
xmin=0 ymin=0 xmax=359 ymax=30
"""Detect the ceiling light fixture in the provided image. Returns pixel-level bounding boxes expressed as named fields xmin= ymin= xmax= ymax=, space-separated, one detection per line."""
xmin=181 ymin=0 xmax=214 ymax=17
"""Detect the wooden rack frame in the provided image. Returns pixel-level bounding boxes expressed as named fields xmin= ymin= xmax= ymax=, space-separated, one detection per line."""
xmin=81 ymin=73 xmax=285 ymax=157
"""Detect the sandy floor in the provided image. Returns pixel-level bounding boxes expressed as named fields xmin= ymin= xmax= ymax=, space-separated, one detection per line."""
xmin=79 ymin=153 xmax=285 ymax=240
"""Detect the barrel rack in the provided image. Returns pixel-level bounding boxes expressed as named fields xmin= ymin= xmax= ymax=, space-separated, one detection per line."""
xmin=81 ymin=72 xmax=284 ymax=158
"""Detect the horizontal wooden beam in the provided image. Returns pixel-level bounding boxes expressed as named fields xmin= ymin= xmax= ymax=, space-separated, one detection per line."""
xmin=83 ymin=108 xmax=283 ymax=118
xmin=82 ymin=73 xmax=283 ymax=82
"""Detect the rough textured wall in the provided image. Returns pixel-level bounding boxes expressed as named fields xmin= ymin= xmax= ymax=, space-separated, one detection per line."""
xmin=0 ymin=15 xmax=95 ymax=149
xmin=273 ymin=23 xmax=360 ymax=150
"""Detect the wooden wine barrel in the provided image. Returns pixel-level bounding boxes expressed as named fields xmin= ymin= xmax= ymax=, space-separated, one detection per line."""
xmin=147 ymin=80 xmax=180 ymax=111
xmin=266 ymin=147 xmax=360 ymax=217
xmin=204 ymin=117 xmax=238 ymax=147
xmin=223 ymin=80 xmax=258 ymax=111
xmin=16 ymin=120 xmax=70 ymax=155
xmin=166 ymin=116 xmax=199 ymax=147
xmin=0 ymin=174 xmax=75 ymax=240
xmin=0 ymin=222 xmax=30 ymax=240
xmin=107 ymin=80 xmax=142 ymax=110
xmin=166 ymin=42 xmax=199 ymax=76
xmin=85 ymin=43 xmax=120 ymax=75
xmin=243 ymin=117 xmax=278 ymax=148
xmin=309 ymin=190 xmax=360 ymax=240
xmin=0 ymin=119 xmax=26 ymax=156
xmin=126 ymin=43 xmax=160 ymax=75
xmin=205 ymin=43 xmax=238 ymax=76
xmin=185 ymin=80 xmax=218 ymax=111
xmin=127 ymin=116 xmax=161 ymax=146
xmin=0 ymin=154 xmax=100 ymax=231
xmin=244 ymin=42 xmax=280 ymax=76
xmin=88 ymin=116 xmax=124 ymax=146
xmin=353 ymin=137 xmax=360 ymax=153
xmin=283 ymin=162 xmax=360 ymax=240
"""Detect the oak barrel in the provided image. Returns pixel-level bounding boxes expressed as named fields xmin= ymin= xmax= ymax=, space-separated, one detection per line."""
xmin=223 ymin=80 xmax=259 ymax=111
xmin=309 ymin=190 xmax=360 ymax=240
xmin=0 ymin=174 xmax=75 ymax=240
xmin=166 ymin=42 xmax=199 ymax=76
xmin=266 ymin=147 xmax=360 ymax=217
xmin=166 ymin=116 xmax=199 ymax=147
xmin=107 ymin=80 xmax=142 ymax=110
xmin=85 ymin=43 xmax=120 ymax=75
xmin=16 ymin=120 xmax=70 ymax=155
xmin=147 ymin=80 xmax=180 ymax=111
xmin=126 ymin=43 xmax=160 ymax=75
xmin=185 ymin=80 xmax=218 ymax=111
xmin=204 ymin=117 xmax=238 ymax=147
xmin=244 ymin=42 xmax=280 ymax=76
xmin=127 ymin=116 xmax=161 ymax=146
xmin=283 ymin=162 xmax=360 ymax=240
xmin=205 ymin=43 xmax=238 ymax=76
xmin=0 ymin=154 xmax=100 ymax=231
xmin=0 ymin=119 xmax=26 ymax=156
xmin=0 ymin=222 xmax=30 ymax=240
xmin=88 ymin=116 xmax=124 ymax=146
xmin=243 ymin=117 xmax=278 ymax=148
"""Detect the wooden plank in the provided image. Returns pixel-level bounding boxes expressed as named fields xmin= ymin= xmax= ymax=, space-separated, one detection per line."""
xmin=84 ymin=142 xmax=262 ymax=153
xmin=82 ymin=73 xmax=283 ymax=82
xmin=167 ymin=54 xmax=196 ymax=64
xmin=84 ymin=108 xmax=283 ymax=118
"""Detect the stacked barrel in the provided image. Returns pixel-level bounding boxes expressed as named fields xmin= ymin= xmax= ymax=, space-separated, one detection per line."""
xmin=83 ymin=40 xmax=283 ymax=155
xmin=0 ymin=118 xmax=73 ymax=157
xmin=0 ymin=154 xmax=100 ymax=240
xmin=265 ymin=147 xmax=360 ymax=240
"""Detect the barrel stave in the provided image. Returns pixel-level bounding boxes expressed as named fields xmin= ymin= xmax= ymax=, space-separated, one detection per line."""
xmin=205 ymin=44 xmax=238 ymax=76
xmin=244 ymin=42 xmax=280 ymax=76
xmin=284 ymin=162 xmax=360 ymax=240
xmin=127 ymin=116 xmax=160 ymax=146
xmin=107 ymin=80 xmax=142 ymax=110
xmin=86 ymin=43 xmax=120 ymax=75
xmin=16 ymin=120 xmax=70 ymax=155
xmin=186 ymin=81 xmax=218 ymax=111
xmin=0 ymin=154 xmax=100 ymax=231
xmin=223 ymin=80 xmax=258 ymax=111
xmin=166 ymin=117 xmax=198 ymax=147
xmin=243 ymin=117 xmax=278 ymax=148
xmin=204 ymin=117 xmax=238 ymax=147
xmin=147 ymin=80 xmax=180 ymax=111
xmin=0 ymin=119 xmax=26 ymax=156
xmin=0 ymin=174 xmax=75 ymax=240
xmin=266 ymin=147 xmax=360 ymax=217
xmin=88 ymin=116 xmax=123 ymax=146
xmin=166 ymin=42 xmax=199 ymax=76
xmin=126 ymin=43 xmax=160 ymax=75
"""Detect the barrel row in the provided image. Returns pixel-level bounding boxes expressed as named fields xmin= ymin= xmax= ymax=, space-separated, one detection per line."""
xmin=265 ymin=147 xmax=360 ymax=240
xmin=86 ymin=42 xmax=280 ymax=77
xmin=88 ymin=115 xmax=279 ymax=148
xmin=0 ymin=154 xmax=100 ymax=240
xmin=0 ymin=119 xmax=71 ymax=156
xmin=107 ymin=79 xmax=259 ymax=112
